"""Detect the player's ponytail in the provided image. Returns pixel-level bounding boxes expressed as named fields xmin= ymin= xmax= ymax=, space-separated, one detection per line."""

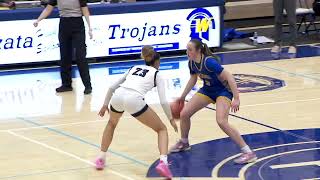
xmin=202 ymin=43 xmax=213 ymax=57
xmin=146 ymin=52 xmax=160 ymax=66
xmin=189 ymin=39 xmax=221 ymax=64
xmin=202 ymin=43 xmax=221 ymax=63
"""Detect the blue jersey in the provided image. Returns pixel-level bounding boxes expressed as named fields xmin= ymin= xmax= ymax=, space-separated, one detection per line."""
xmin=189 ymin=56 xmax=231 ymax=93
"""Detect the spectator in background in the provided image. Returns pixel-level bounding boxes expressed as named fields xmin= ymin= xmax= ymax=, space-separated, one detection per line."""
xmin=271 ymin=0 xmax=297 ymax=55
xmin=33 ymin=0 xmax=93 ymax=94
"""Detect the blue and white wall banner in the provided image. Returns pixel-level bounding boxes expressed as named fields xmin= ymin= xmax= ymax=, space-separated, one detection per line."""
xmin=0 ymin=6 xmax=221 ymax=65
xmin=0 ymin=59 xmax=286 ymax=118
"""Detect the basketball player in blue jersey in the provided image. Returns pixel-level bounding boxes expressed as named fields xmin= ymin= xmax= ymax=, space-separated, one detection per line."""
xmin=170 ymin=39 xmax=257 ymax=164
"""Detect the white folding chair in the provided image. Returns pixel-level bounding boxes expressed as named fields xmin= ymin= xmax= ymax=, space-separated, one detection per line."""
xmin=295 ymin=0 xmax=318 ymax=33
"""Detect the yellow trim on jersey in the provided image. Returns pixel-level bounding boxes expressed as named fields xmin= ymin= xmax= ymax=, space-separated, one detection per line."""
xmin=196 ymin=92 xmax=216 ymax=104
xmin=193 ymin=56 xmax=204 ymax=72
xmin=204 ymin=56 xmax=214 ymax=73
xmin=216 ymin=96 xmax=232 ymax=105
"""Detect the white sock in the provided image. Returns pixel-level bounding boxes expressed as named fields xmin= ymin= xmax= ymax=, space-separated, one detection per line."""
xmin=160 ymin=154 xmax=168 ymax=165
xmin=181 ymin=138 xmax=189 ymax=144
xmin=100 ymin=151 xmax=107 ymax=159
xmin=241 ymin=145 xmax=252 ymax=153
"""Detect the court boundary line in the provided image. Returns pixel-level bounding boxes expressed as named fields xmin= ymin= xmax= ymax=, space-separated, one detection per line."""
xmin=241 ymin=97 xmax=320 ymax=108
xmin=0 ymin=116 xmax=139 ymax=132
xmin=0 ymin=166 xmax=92 ymax=180
xmin=7 ymin=130 xmax=136 ymax=180
xmin=185 ymin=99 xmax=280 ymax=132
xmin=1 ymin=96 xmax=319 ymax=132
xmin=1 ymin=45 xmax=319 ymax=180
xmin=239 ymin=147 xmax=320 ymax=179
xmin=253 ymin=62 xmax=320 ymax=82
xmin=0 ymin=119 xmax=107 ymax=132
xmin=211 ymin=141 xmax=320 ymax=178
xmin=16 ymin=117 xmax=149 ymax=167
xmin=0 ymin=115 xmax=144 ymax=132
xmin=258 ymin=156 xmax=278 ymax=180
xmin=203 ymin=105 xmax=316 ymax=142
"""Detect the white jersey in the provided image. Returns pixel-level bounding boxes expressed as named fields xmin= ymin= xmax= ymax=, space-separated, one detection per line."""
xmin=103 ymin=64 xmax=173 ymax=120
xmin=120 ymin=65 xmax=158 ymax=95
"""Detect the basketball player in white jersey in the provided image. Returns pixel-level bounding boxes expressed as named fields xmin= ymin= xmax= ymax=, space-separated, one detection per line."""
xmin=95 ymin=46 xmax=177 ymax=179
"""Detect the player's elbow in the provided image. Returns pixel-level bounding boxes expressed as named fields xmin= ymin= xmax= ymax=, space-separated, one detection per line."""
xmin=81 ymin=7 xmax=90 ymax=16
xmin=46 ymin=5 xmax=54 ymax=13
xmin=191 ymin=75 xmax=198 ymax=84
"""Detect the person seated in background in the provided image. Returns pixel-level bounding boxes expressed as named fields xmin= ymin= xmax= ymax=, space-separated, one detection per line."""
xmin=0 ymin=0 xmax=15 ymax=9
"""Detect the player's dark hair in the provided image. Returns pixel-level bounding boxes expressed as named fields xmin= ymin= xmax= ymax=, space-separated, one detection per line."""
xmin=146 ymin=52 xmax=160 ymax=66
xmin=141 ymin=45 xmax=154 ymax=62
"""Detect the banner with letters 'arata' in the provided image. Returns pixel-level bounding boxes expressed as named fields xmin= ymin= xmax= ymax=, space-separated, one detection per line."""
xmin=0 ymin=6 xmax=220 ymax=65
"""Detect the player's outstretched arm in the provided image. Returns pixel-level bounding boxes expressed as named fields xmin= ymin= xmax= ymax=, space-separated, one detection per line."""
xmin=156 ymin=74 xmax=178 ymax=132
xmin=180 ymin=74 xmax=197 ymax=101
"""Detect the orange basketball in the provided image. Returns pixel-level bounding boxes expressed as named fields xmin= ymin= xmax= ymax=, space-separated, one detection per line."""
xmin=170 ymin=100 xmax=184 ymax=119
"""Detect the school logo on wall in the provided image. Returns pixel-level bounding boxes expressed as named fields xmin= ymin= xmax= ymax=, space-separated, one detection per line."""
xmin=234 ymin=74 xmax=285 ymax=93
xmin=187 ymin=8 xmax=216 ymax=41
xmin=147 ymin=128 xmax=320 ymax=179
